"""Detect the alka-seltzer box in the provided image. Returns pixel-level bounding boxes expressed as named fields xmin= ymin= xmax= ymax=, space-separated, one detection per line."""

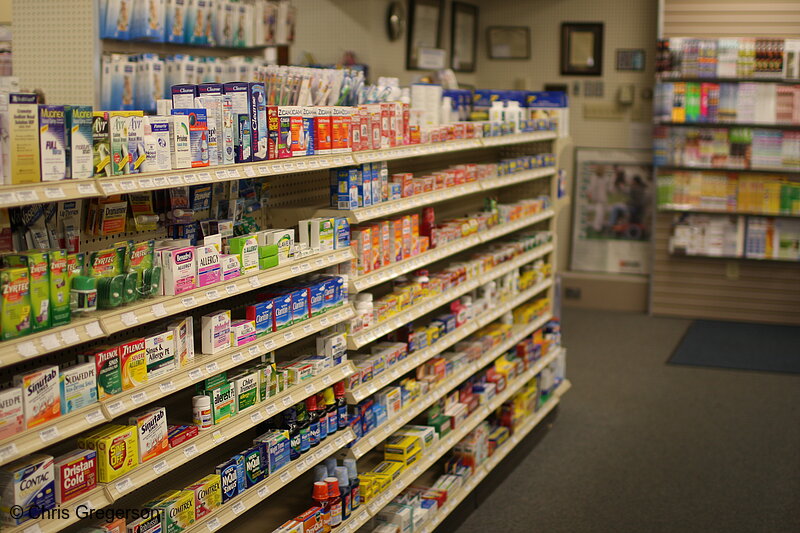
xmin=186 ymin=474 xmax=221 ymax=520
xmin=129 ymin=407 xmax=169 ymax=463
xmin=53 ymin=449 xmax=96 ymax=504
xmin=119 ymin=338 xmax=148 ymax=390
xmin=215 ymin=456 xmax=245 ymax=503
xmin=0 ymin=388 xmax=24 ymax=440
xmin=230 ymin=370 xmax=259 ymax=412
xmin=195 ymin=244 xmax=221 ymax=287
xmin=1 ymin=93 xmax=41 ymax=184
xmin=0 ymin=454 xmax=55 ymax=526
xmin=201 ymin=310 xmax=231 ymax=354
xmin=13 ymin=365 xmax=60 ymax=429
xmin=171 ymin=109 xmax=209 ymax=167
xmin=81 ymin=346 xmax=122 ymax=399
xmin=66 ymin=105 xmax=94 ymax=179
xmin=145 ymin=330 xmax=177 ymax=379
xmin=59 ymin=361 xmax=97 ymax=414
xmin=163 ymin=247 xmax=197 ymax=295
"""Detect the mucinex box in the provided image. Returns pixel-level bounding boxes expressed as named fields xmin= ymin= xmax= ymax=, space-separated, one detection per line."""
xmin=14 ymin=365 xmax=60 ymax=429
xmin=59 ymin=362 xmax=97 ymax=414
xmin=0 ymin=454 xmax=55 ymax=525
xmin=39 ymin=105 xmax=67 ymax=181
xmin=0 ymin=388 xmax=23 ymax=440
xmin=66 ymin=105 xmax=93 ymax=179
xmin=53 ymin=449 xmax=96 ymax=504
xmin=129 ymin=407 xmax=169 ymax=463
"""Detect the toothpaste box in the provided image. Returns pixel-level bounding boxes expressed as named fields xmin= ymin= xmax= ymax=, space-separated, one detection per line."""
xmin=0 ymin=454 xmax=55 ymax=525
xmin=215 ymin=456 xmax=245 ymax=503
xmin=0 ymin=267 xmax=32 ymax=341
xmin=271 ymin=293 xmax=292 ymax=331
xmin=206 ymin=382 xmax=236 ymax=424
xmin=13 ymin=365 xmax=60 ymax=429
xmin=242 ymin=444 xmax=267 ymax=488
xmin=231 ymin=371 xmax=259 ymax=412
xmin=0 ymin=388 xmax=23 ymax=440
xmin=145 ymin=330 xmax=177 ymax=379
xmin=186 ymin=474 xmax=222 ymax=520
xmin=81 ymin=346 xmax=122 ymax=399
xmin=59 ymin=362 xmax=97 ymax=414
xmin=245 ymin=300 xmax=274 ymax=337
xmin=66 ymin=105 xmax=93 ymax=179
xmin=129 ymin=407 xmax=169 ymax=463
xmin=53 ymin=449 xmax=96 ymax=504
xmin=162 ymin=246 xmax=197 ymax=295
xmin=93 ymin=425 xmax=139 ymax=482
xmin=39 ymin=105 xmax=67 ymax=181
xmin=169 ymin=317 xmax=195 ymax=367
xmin=230 ymin=319 xmax=257 ymax=347
xmin=290 ymin=288 xmax=309 ymax=323
xmin=201 ymin=310 xmax=231 ymax=354
xmin=119 ymin=338 xmax=148 ymax=390
xmin=195 ymin=245 xmax=221 ymax=287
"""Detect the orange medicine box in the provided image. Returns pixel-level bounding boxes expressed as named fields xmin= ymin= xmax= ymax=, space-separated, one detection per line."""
xmin=401 ymin=216 xmax=412 ymax=259
xmin=370 ymin=223 xmax=382 ymax=271
xmin=352 ymin=228 xmax=372 ymax=276
xmin=314 ymin=107 xmax=332 ymax=154
xmin=410 ymin=214 xmax=420 ymax=257
xmin=389 ymin=218 xmax=403 ymax=262
xmin=380 ymin=221 xmax=391 ymax=266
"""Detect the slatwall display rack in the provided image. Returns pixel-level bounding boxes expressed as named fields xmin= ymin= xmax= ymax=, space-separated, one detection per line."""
xmin=1 ymin=129 xmax=568 ymax=533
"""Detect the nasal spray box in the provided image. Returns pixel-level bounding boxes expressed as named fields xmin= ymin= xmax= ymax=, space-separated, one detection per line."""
xmin=66 ymin=105 xmax=94 ymax=179
xmin=223 ymin=82 xmax=250 ymax=162
xmin=59 ymin=361 xmax=97 ymax=414
xmin=13 ymin=365 xmax=60 ymax=429
xmin=39 ymin=105 xmax=67 ymax=181
xmin=0 ymin=454 xmax=55 ymax=525
xmin=169 ymin=114 xmax=192 ymax=169
xmin=92 ymin=111 xmax=112 ymax=177
xmin=54 ymin=449 xmax=96 ymax=504
xmin=1 ymin=93 xmax=41 ymax=184
xmin=249 ymin=83 xmax=268 ymax=161
xmin=171 ymin=109 xmax=209 ymax=167
xmin=129 ymin=407 xmax=169 ymax=463
xmin=171 ymin=84 xmax=197 ymax=110
xmin=127 ymin=113 xmax=147 ymax=174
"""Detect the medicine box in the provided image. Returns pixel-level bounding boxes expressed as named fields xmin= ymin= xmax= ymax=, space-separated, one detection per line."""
xmin=13 ymin=365 xmax=60 ymax=429
xmin=145 ymin=330 xmax=177 ymax=379
xmin=59 ymin=362 xmax=97 ymax=414
xmin=119 ymin=337 xmax=148 ymax=389
xmin=93 ymin=425 xmax=139 ymax=482
xmin=206 ymin=382 xmax=236 ymax=424
xmin=231 ymin=319 xmax=257 ymax=346
xmin=0 ymin=388 xmax=23 ymax=440
xmin=169 ymin=317 xmax=195 ymax=368
xmin=152 ymin=489 xmax=195 ymax=533
xmin=186 ymin=474 xmax=221 ymax=520
xmin=39 ymin=105 xmax=67 ymax=181
xmin=162 ymin=246 xmax=197 ymax=295
xmin=2 ymin=93 xmax=41 ymax=184
xmin=0 ymin=454 xmax=55 ymax=525
xmin=201 ymin=310 xmax=231 ymax=354
xmin=215 ymin=456 xmax=245 ymax=503
xmin=81 ymin=346 xmax=122 ymax=399
xmin=242 ymin=444 xmax=266 ymax=488
xmin=53 ymin=449 xmax=96 ymax=504
xmin=129 ymin=407 xmax=169 ymax=463
xmin=231 ymin=370 xmax=259 ymax=412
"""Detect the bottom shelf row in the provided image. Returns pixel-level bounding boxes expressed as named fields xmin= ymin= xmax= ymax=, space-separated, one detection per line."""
xmin=269 ymin=350 xmax=570 ymax=533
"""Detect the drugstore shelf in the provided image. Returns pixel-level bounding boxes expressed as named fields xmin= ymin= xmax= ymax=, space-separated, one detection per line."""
xmin=654 ymin=164 xmax=800 ymax=175
xmin=3 ymin=486 xmax=113 ymax=533
xmin=345 ymin=243 xmax=554 ymax=350
xmin=185 ymin=429 xmax=357 ymax=533
xmin=317 ymin=168 xmax=556 ymax=225
xmin=655 ymin=121 xmax=800 ymax=130
xmin=349 ymin=235 xmax=481 ymax=292
xmin=358 ymin=348 xmax=566 ymax=520
xmin=477 ymin=209 xmax=554 ymax=244
xmin=658 ymin=204 xmax=800 ymax=218
xmin=670 ymin=251 xmax=800 ymax=263
xmin=105 ymin=363 xmax=356 ymax=501
xmin=656 ymin=76 xmax=800 ymax=84
xmin=419 ymin=379 xmax=571 ymax=533
xmin=0 ymin=249 xmax=352 ymax=369
xmin=101 ymin=38 xmax=270 ymax=58
xmin=0 ymin=308 xmax=355 ymax=468
xmin=346 ymin=314 xmax=557 ymax=459
xmin=345 ymin=278 xmax=553 ymax=404
xmin=0 ymin=132 xmax=557 ymax=209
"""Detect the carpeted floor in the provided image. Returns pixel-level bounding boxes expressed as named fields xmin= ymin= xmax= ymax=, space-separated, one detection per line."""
xmin=453 ymin=308 xmax=800 ymax=533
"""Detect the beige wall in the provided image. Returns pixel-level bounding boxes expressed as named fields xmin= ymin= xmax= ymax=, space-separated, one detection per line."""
xmin=0 ymin=1 xmax=10 ymax=24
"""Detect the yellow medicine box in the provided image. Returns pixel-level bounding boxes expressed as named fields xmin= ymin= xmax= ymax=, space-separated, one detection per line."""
xmin=372 ymin=460 xmax=405 ymax=481
xmin=383 ymin=434 xmax=422 ymax=464
xmin=93 ymin=425 xmax=139 ymax=482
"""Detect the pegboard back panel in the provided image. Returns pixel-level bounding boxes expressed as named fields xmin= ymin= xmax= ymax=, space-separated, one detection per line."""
xmin=12 ymin=0 xmax=98 ymax=105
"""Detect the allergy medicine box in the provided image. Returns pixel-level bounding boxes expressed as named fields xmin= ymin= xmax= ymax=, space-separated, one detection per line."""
xmin=0 ymin=454 xmax=56 ymax=525
xmin=53 ymin=449 xmax=96 ymax=504
xmin=13 ymin=365 xmax=60 ymax=429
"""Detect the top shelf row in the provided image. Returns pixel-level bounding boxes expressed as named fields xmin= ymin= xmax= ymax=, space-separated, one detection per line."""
xmin=0 ymin=132 xmax=557 ymax=209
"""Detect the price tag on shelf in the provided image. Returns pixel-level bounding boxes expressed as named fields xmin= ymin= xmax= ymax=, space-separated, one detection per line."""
xmin=41 ymin=333 xmax=61 ymax=351
xmin=0 ymin=443 xmax=18 ymax=462
xmin=319 ymin=317 xmax=330 ymax=327
xmin=152 ymin=459 xmax=169 ymax=475
xmin=314 ymin=258 xmax=325 ymax=267
xmin=266 ymin=403 xmax=277 ymax=416
xmin=280 ymin=471 xmax=291 ymax=483
xmin=300 ymin=262 xmax=311 ymax=272
xmin=151 ymin=303 xmax=167 ymax=317
xmin=100 ymin=182 xmax=118 ymax=195
xmin=206 ymin=289 xmax=220 ymax=300
xmin=247 ymin=345 xmax=260 ymax=357
xmin=16 ymin=341 xmax=39 ymax=358
xmin=228 ymin=168 xmax=241 ymax=178
xmin=257 ymin=485 xmax=270 ymax=498
xmin=257 ymin=165 xmax=269 ymax=175
xmin=44 ymin=186 xmax=66 ymax=199
xmin=322 ymin=375 xmax=332 ymax=386
xmin=85 ymin=409 xmax=104 ymax=424
xmin=319 ymin=158 xmax=330 ymax=166
xmin=303 ymin=324 xmax=314 ymax=334
xmin=184 ymin=174 xmax=198 ymax=183
xmin=23 ymin=523 xmax=43 ymax=533
xmin=153 ymin=177 xmax=168 ymax=187
xmin=249 ymin=276 xmax=262 ymax=288
xmin=138 ymin=177 xmax=155 ymax=189
xmin=323 ymin=443 xmax=333 ymax=455
xmin=181 ymin=296 xmax=197 ymax=308
xmin=305 ymin=456 xmax=315 ymax=468
xmin=0 ymin=191 xmax=18 ymax=205
xmin=168 ymin=175 xmax=183 ymax=185
xmin=304 ymin=383 xmax=314 ymax=395
xmin=183 ymin=444 xmax=198 ymax=459
xmin=250 ymin=411 xmax=263 ymax=424
xmin=333 ymin=157 xmax=344 ymax=165
xmin=106 ymin=400 xmax=124 ymax=415
xmin=284 ymin=162 xmax=296 ymax=172
xmin=206 ymin=518 xmax=221 ymax=532
xmin=245 ymin=166 xmax=257 ymax=177
xmin=215 ymin=170 xmax=228 ymax=180
xmin=225 ymin=283 xmax=238 ymax=295
xmin=78 ymin=182 xmax=97 ymax=195
xmin=368 ymin=436 xmax=378 ymax=448
xmin=39 ymin=426 xmax=59 ymax=443
xmin=188 ymin=368 xmax=203 ymax=381
xmin=212 ymin=430 xmax=225 ymax=444
xmin=335 ymin=436 xmax=344 ymax=447
xmin=120 ymin=311 xmax=140 ymax=327
xmin=314 ymin=450 xmax=323 ymax=461
xmin=206 ymin=362 xmax=220 ymax=374
xmin=263 ymin=339 xmax=275 ymax=351
xmin=270 ymin=163 xmax=284 ymax=173
xmin=159 ymin=381 xmax=176 ymax=394
xmin=115 ymin=478 xmax=133 ymax=494
xmin=282 ymin=395 xmax=294 ymax=407
xmin=131 ymin=391 xmax=148 ymax=405
xmin=283 ymin=331 xmax=295 ymax=342
xmin=296 ymin=161 xmax=307 ymax=170
xmin=308 ymin=160 xmax=319 ymax=168
xmin=197 ymin=171 xmax=212 ymax=182
xmin=232 ymin=501 xmax=246 ymax=515
xmin=291 ymin=265 xmax=301 ymax=274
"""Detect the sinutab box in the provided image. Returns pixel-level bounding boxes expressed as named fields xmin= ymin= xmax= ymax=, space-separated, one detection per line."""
xmin=0 ymin=454 xmax=56 ymax=525
xmin=13 ymin=365 xmax=60 ymax=429
xmin=54 ymin=449 xmax=96 ymax=504
xmin=129 ymin=407 xmax=169 ymax=463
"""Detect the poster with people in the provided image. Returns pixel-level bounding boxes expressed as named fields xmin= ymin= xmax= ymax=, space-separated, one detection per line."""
xmin=570 ymin=149 xmax=653 ymax=274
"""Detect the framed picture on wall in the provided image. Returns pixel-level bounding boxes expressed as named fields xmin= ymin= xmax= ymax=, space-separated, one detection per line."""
xmin=616 ymin=49 xmax=645 ymax=71
xmin=450 ymin=2 xmax=478 ymax=72
xmin=560 ymin=22 xmax=603 ymax=75
xmin=406 ymin=0 xmax=445 ymax=70
xmin=486 ymin=26 xmax=530 ymax=59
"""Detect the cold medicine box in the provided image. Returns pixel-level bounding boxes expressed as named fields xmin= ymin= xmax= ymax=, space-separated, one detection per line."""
xmin=0 ymin=454 xmax=56 ymax=525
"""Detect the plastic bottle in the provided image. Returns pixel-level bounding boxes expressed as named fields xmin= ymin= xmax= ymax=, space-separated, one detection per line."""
xmin=335 ymin=466 xmax=352 ymax=520
xmin=316 ymin=392 xmax=328 ymax=442
xmin=507 ymin=100 xmax=521 ymax=132
xmin=344 ymin=458 xmax=360 ymax=510
xmin=323 ymin=387 xmax=338 ymax=435
xmin=450 ymin=299 xmax=468 ymax=327
xmin=313 ymin=481 xmax=332 ymax=533
xmin=314 ymin=465 xmax=329 ymax=482
xmin=355 ymin=293 xmax=373 ymax=329
xmin=413 ymin=269 xmax=430 ymax=298
xmin=325 ymin=458 xmax=338 ymax=478
xmin=334 ymin=381 xmax=348 ymax=430
xmin=324 ymin=477 xmax=342 ymax=528
xmin=285 ymin=407 xmax=301 ymax=461
xmin=192 ymin=395 xmax=212 ymax=429
xmin=306 ymin=396 xmax=320 ymax=448
xmin=489 ymin=100 xmax=505 ymax=123
xmin=297 ymin=402 xmax=311 ymax=454
xmin=461 ymin=295 xmax=474 ymax=323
